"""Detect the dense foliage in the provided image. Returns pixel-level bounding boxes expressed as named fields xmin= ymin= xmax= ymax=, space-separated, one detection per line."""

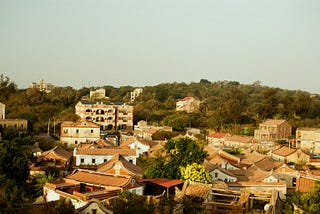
xmin=141 ymin=138 xmax=208 ymax=179
xmin=111 ymin=191 xmax=156 ymax=214
xmin=283 ymin=182 xmax=320 ymax=213
xmin=180 ymin=163 xmax=212 ymax=184
xmin=2 ymin=75 xmax=320 ymax=135
xmin=0 ymin=135 xmax=34 ymax=213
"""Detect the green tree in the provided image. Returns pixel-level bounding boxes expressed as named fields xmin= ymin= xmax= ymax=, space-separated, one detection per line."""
xmin=112 ymin=191 xmax=155 ymax=214
xmin=0 ymin=74 xmax=17 ymax=101
xmin=258 ymin=88 xmax=280 ymax=119
xmin=288 ymin=182 xmax=320 ymax=213
xmin=223 ymin=86 xmax=247 ymax=124
xmin=143 ymin=138 xmax=208 ymax=179
xmin=0 ymin=140 xmax=32 ymax=182
xmin=53 ymin=198 xmax=75 ymax=214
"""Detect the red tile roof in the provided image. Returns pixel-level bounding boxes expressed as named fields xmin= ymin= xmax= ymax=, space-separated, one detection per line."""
xmin=261 ymin=119 xmax=287 ymax=125
xmin=66 ymin=169 xmax=136 ymax=188
xmin=138 ymin=178 xmax=183 ymax=188
xmin=41 ymin=146 xmax=72 ymax=160
xmin=255 ymin=157 xmax=283 ymax=171
xmin=226 ymin=135 xmax=253 ymax=143
xmin=244 ymin=151 xmax=265 ymax=163
xmin=180 ymin=97 xmax=193 ymax=101
xmin=75 ymin=147 xmax=136 ymax=156
xmin=272 ymin=146 xmax=296 ymax=157
xmin=96 ymin=154 xmax=143 ymax=175
xmin=61 ymin=120 xmax=100 ymax=128
xmin=207 ymin=133 xmax=228 ymax=138
xmin=218 ymin=150 xmax=240 ymax=164
xmin=296 ymin=176 xmax=320 ymax=192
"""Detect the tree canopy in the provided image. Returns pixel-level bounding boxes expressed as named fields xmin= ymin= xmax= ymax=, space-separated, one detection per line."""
xmin=2 ymin=74 xmax=320 ymax=135
xmin=142 ymin=138 xmax=208 ymax=179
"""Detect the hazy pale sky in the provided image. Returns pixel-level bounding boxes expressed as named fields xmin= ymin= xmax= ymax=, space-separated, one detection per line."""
xmin=1 ymin=0 xmax=320 ymax=93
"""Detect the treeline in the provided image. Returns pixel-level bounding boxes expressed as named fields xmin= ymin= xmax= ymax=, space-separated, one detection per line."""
xmin=1 ymin=74 xmax=320 ymax=135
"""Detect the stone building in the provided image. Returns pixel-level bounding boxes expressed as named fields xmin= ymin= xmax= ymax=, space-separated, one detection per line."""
xmin=75 ymin=101 xmax=133 ymax=132
xmin=254 ymin=119 xmax=292 ymax=143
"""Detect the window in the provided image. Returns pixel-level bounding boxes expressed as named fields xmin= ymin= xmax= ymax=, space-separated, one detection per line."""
xmin=215 ymin=173 xmax=218 ymax=178
xmin=92 ymin=158 xmax=96 ymax=164
xmin=80 ymin=158 xmax=84 ymax=164
xmin=75 ymin=141 xmax=78 ymax=145
xmin=104 ymin=159 xmax=107 ymax=162
xmin=76 ymin=129 xmax=79 ymax=133
xmin=91 ymin=129 xmax=93 ymax=133
xmin=92 ymin=209 xmax=97 ymax=214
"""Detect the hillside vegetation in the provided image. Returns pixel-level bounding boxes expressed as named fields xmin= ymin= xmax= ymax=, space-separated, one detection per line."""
xmin=1 ymin=75 xmax=320 ymax=135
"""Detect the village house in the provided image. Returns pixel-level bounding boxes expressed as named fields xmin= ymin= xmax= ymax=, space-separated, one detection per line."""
xmin=60 ymin=120 xmax=101 ymax=147
xmin=203 ymin=188 xmax=283 ymax=213
xmin=254 ymin=119 xmax=292 ymax=143
xmin=296 ymin=174 xmax=320 ymax=193
xmin=77 ymin=198 xmax=113 ymax=214
xmin=227 ymin=164 xmax=287 ymax=199
xmin=224 ymin=135 xmax=255 ymax=150
xmin=30 ymin=146 xmax=72 ymax=177
xmin=206 ymin=132 xmax=230 ymax=149
xmin=273 ymin=163 xmax=305 ymax=190
xmin=206 ymin=151 xmax=241 ymax=170
xmin=175 ymin=96 xmax=200 ymax=113
xmin=96 ymin=154 xmax=143 ymax=178
xmin=44 ymin=169 xmax=143 ymax=209
xmin=133 ymin=120 xmax=172 ymax=141
xmin=296 ymin=127 xmax=320 ymax=155
xmin=73 ymin=142 xmax=138 ymax=168
xmin=75 ymin=100 xmax=133 ymax=131
xmin=240 ymin=151 xmax=266 ymax=167
xmin=0 ymin=118 xmax=28 ymax=131
xmin=119 ymin=136 xmax=159 ymax=156
xmin=271 ymin=146 xmax=310 ymax=164
xmin=204 ymin=160 xmax=238 ymax=182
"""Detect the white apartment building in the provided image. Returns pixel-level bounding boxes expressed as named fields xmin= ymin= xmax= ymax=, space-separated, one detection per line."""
xmin=73 ymin=146 xmax=137 ymax=166
xmin=75 ymin=101 xmax=133 ymax=131
xmin=176 ymin=97 xmax=200 ymax=113
xmin=0 ymin=102 xmax=5 ymax=119
xmin=296 ymin=128 xmax=320 ymax=154
xmin=29 ymin=79 xmax=55 ymax=93
xmin=130 ymin=88 xmax=143 ymax=102
xmin=89 ymin=88 xmax=108 ymax=100
xmin=60 ymin=121 xmax=101 ymax=147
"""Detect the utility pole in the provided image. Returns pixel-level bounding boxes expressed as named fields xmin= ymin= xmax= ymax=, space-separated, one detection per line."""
xmin=47 ymin=119 xmax=50 ymax=135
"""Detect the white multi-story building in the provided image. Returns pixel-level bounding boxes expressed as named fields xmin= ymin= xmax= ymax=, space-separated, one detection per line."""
xmin=60 ymin=121 xmax=101 ymax=147
xmin=75 ymin=101 xmax=133 ymax=131
xmin=29 ymin=79 xmax=56 ymax=93
xmin=89 ymin=88 xmax=108 ymax=100
xmin=296 ymin=128 xmax=320 ymax=154
xmin=0 ymin=102 xmax=5 ymax=119
xmin=176 ymin=97 xmax=200 ymax=113
xmin=130 ymin=88 xmax=143 ymax=102
xmin=73 ymin=144 xmax=137 ymax=166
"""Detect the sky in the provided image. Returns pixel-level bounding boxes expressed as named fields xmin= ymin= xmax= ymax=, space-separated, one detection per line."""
xmin=1 ymin=0 xmax=320 ymax=93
